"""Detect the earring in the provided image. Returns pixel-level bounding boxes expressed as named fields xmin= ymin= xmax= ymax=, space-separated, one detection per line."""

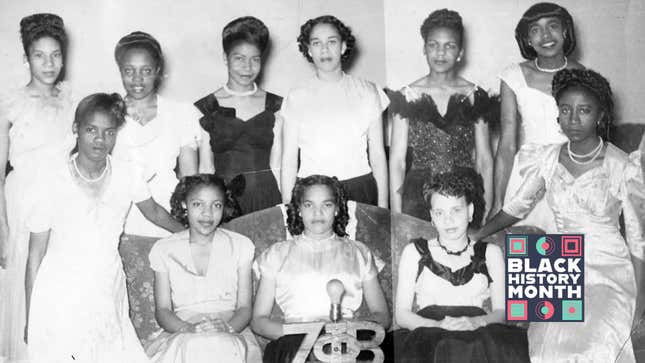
xmin=457 ymin=56 xmax=462 ymax=62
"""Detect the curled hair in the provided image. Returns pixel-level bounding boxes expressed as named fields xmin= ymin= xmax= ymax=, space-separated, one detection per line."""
xmin=420 ymin=9 xmax=464 ymax=46
xmin=170 ymin=174 xmax=242 ymax=228
xmin=552 ymin=68 xmax=614 ymax=140
xmin=74 ymin=93 xmax=126 ymax=129
xmin=515 ymin=2 xmax=576 ymax=60
xmin=297 ymin=15 xmax=356 ymax=64
xmin=422 ymin=168 xmax=485 ymax=229
xmin=114 ymin=31 xmax=164 ymax=89
xmin=286 ymin=175 xmax=349 ymax=237
xmin=222 ymin=16 xmax=270 ymax=55
xmin=20 ymin=13 xmax=68 ymax=82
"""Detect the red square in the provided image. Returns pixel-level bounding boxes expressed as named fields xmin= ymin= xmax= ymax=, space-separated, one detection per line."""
xmin=510 ymin=238 xmax=526 ymax=253
xmin=561 ymin=235 xmax=582 ymax=257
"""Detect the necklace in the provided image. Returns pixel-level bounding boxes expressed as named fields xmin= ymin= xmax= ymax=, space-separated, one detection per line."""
xmin=567 ymin=138 xmax=604 ymax=165
xmin=437 ymin=237 xmax=471 ymax=256
xmin=73 ymin=154 xmax=110 ymax=183
xmin=223 ymin=82 xmax=258 ymax=97
xmin=534 ymin=56 xmax=568 ymax=73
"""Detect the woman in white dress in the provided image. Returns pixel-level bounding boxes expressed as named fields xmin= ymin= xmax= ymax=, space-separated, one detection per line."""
xmin=492 ymin=3 xmax=583 ymax=231
xmin=0 ymin=13 xmax=74 ymax=362
xmin=146 ymin=174 xmax=261 ymax=363
xmin=25 ymin=93 xmax=184 ymax=363
xmin=475 ymin=69 xmax=645 ymax=362
xmin=111 ymin=31 xmax=201 ymax=254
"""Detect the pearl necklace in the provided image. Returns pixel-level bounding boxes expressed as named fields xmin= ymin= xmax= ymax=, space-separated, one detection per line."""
xmin=72 ymin=155 xmax=110 ymax=183
xmin=437 ymin=237 xmax=471 ymax=256
xmin=534 ymin=56 xmax=568 ymax=73
xmin=223 ymin=82 xmax=258 ymax=97
xmin=567 ymin=138 xmax=604 ymax=165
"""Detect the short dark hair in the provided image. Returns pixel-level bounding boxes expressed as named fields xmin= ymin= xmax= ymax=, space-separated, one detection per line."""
xmin=297 ymin=15 xmax=355 ymax=64
xmin=222 ymin=16 xmax=270 ymax=55
xmin=515 ymin=2 xmax=576 ymax=60
xmin=552 ymin=68 xmax=614 ymax=140
xmin=170 ymin=174 xmax=242 ymax=227
xmin=286 ymin=175 xmax=349 ymax=237
xmin=420 ymin=9 xmax=464 ymax=47
xmin=74 ymin=93 xmax=126 ymax=130
xmin=114 ymin=31 xmax=165 ymax=89
xmin=422 ymin=168 xmax=485 ymax=229
xmin=20 ymin=13 xmax=68 ymax=83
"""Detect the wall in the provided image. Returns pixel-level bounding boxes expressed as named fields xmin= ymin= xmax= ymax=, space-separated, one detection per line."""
xmin=0 ymin=0 xmax=387 ymax=103
xmin=383 ymin=0 xmax=645 ymax=125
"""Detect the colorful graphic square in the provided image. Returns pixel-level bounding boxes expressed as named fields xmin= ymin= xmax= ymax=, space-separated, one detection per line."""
xmin=507 ymin=300 xmax=528 ymax=320
xmin=507 ymin=236 xmax=528 ymax=256
xmin=562 ymin=300 xmax=583 ymax=321
xmin=561 ymin=235 xmax=583 ymax=257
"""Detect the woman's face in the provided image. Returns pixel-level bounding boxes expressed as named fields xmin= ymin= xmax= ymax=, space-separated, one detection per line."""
xmin=118 ymin=47 xmax=159 ymax=100
xmin=300 ymin=184 xmax=338 ymax=237
xmin=424 ymin=27 xmax=462 ymax=74
xmin=429 ymin=193 xmax=473 ymax=241
xmin=185 ymin=185 xmax=225 ymax=237
xmin=27 ymin=36 xmax=63 ymax=86
xmin=307 ymin=23 xmax=346 ymax=73
xmin=557 ymin=87 xmax=603 ymax=143
xmin=526 ymin=16 xmax=566 ymax=58
xmin=73 ymin=111 xmax=119 ymax=162
xmin=225 ymin=41 xmax=262 ymax=88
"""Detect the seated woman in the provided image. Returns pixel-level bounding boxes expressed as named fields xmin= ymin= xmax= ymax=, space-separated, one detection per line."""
xmin=252 ymin=175 xmax=390 ymax=363
xmin=474 ymin=69 xmax=645 ymax=362
xmin=390 ymin=171 xmax=529 ymax=362
xmin=146 ymin=174 xmax=261 ymax=363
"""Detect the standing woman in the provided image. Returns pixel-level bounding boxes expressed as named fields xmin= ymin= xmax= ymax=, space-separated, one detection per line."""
xmin=0 ymin=13 xmax=74 ymax=362
xmin=388 ymin=9 xmax=494 ymax=225
xmin=491 ymin=3 xmax=583 ymax=230
xmin=112 ymin=32 xmax=201 ymax=250
xmin=195 ymin=16 xmax=283 ymax=215
xmin=25 ymin=93 xmax=184 ymax=363
xmin=280 ymin=15 xmax=389 ymax=207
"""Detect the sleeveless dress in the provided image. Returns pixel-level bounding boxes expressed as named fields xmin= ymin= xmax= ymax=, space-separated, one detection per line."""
xmin=503 ymin=143 xmax=645 ymax=362
xmin=387 ymin=86 xmax=497 ymax=225
xmin=500 ymin=63 xmax=568 ymax=233
xmin=26 ymin=156 xmax=151 ymax=363
xmin=387 ymin=238 xmax=530 ymax=362
xmin=194 ymin=92 xmax=282 ymax=215
xmin=145 ymin=229 xmax=261 ymax=363
xmin=0 ymin=83 xmax=75 ymax=363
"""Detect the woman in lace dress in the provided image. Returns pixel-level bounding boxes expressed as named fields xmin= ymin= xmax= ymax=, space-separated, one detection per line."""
xmin=388 ymin=9 xmax=494 ymax=225
xmin=475 ymin=69 xmax=645 ymax=362
xmin=0 ymin=14 xmax=74 ymax=362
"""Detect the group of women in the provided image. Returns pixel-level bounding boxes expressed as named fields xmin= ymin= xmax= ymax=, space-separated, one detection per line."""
xmin=0 ymin=1 xmax=644 ymax=362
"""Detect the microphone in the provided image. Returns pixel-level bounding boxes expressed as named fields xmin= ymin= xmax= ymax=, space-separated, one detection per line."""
xmin=326 ymin=279 xmax=345 ymax=322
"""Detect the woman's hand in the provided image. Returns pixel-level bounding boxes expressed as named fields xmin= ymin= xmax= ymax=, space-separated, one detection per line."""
xmin=185 ymin=317 xmax=234 ymax=334
xmin=439 ymin=316 xmax=478 ymax=331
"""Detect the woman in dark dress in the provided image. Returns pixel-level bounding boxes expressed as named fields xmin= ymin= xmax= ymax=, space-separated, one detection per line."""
xmin=387 ymin=9 xmax=496 ymax=226
xmin=195 ymin=16 xmax=282 ymax=215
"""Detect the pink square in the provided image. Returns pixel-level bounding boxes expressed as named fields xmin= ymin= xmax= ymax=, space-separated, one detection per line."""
xmin=507 ymin=300 xmax=528 ymax=320
xmin=561 ymin=235 xmax=582 ymax=257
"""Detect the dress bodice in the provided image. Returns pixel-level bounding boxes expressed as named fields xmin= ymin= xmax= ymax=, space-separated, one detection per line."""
xmin=1 ymin=83 xmax=74 ymax=170
xmin=499 ymin=63 xmax=568 ymax=146
xmin=387 ymin=86 xmax=495 ymax=174
xmin=195 ymin=92 xmax=282 ymax=178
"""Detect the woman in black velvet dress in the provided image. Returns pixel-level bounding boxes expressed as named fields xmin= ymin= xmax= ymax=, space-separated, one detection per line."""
xmin=195 ymin=16 xmax=282 ymax=215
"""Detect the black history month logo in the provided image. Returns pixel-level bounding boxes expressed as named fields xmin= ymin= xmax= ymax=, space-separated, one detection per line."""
xmin=506 ymin=234 xmax=584 ymax=322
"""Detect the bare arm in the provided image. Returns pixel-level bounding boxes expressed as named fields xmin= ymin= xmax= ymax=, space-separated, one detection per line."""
xmin=270 ymin=113 xmax=283 ymax=191
xmin=0 ymin=117 xmax=9 ymax=268
xmin=177 ymin=145 xmax=198 ymax=178
xmin=280 ymin=113 xmax=299 ymax=203
xmin=227 ymin=255 xmax=253 ymax=332
xmin=198 ymin=130 xmax=215 ymax=174
xmin=153 ymin=270 xmax=194 ymax=333
xmin=362 ymin=275 xmax=390 ymax=329
xmin=492 ymin=81 xmax=519 ymax=216
xmin=388 ymin=114 xmax=408 ymax=213
xmin=251 ymin=275 xmax=284 ymax=340
xmin=367 ymin=115 xmax=389 ymax=208
xmin=462 ymin=244 xmax=505 ymax=328
xmin=474 ymin=119 xmax=494 ymax=220
xmin=136 ymin=198 xmax=184 ymax=233
xmin=471 ymin=209 xmax=520 ymax=242
xmin=25 ymin=230 xmax=51 ymax=339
